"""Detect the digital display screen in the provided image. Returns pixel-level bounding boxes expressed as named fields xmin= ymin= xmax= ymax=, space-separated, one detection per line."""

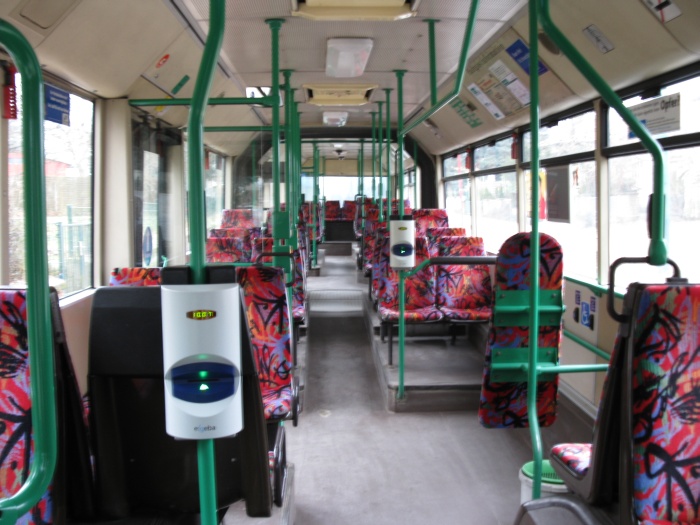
xmin=186 ymin=310 xmax=217 ymax=320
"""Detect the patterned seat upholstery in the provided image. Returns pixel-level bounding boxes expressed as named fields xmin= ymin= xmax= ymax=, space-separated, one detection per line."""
xmin=324 ymin=200 xmax=341 ymax=221
xmin=425 ymin=227 xmax=467 ymax=257
xmin=353 ymin=200 xmax=375 ymax=239
xmin=370 ymin=226 xmax=390 ymax=305
xmin=341 ymin=200 xmax=356 ymax=221
xmin=620 ymin=283 xmax=700 ymax=525
xmin=478 ymin=232 xmax=563 ymax=429
xmin=378 ymin=236 xmax=443 ymax=364
xmin=109 ymin=267 xmax=161 ymax=286
xmin=221 ymin=208 xmax=256 ymax=229
xmin=413 ymin=209 xmax=449 ymax=237
xmin=436 ymin=236 xmax=492 ymax=323
xmin=236 ymin=266 xmax=296 ymax=421
xmin=291 ymin=249 xmax=307 ymax=343
xmin=251 ymin=237 xmax=274 ymax=264
xmin=361 ymin=220 xmax=381 ymax=276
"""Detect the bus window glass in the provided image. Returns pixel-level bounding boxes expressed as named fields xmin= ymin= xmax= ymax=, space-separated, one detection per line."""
xmin=608 ymin=76 xmax=700 ymax=147
xmin=205 ymin=150 xmax=225 ymax=231
xmin=525 ymin=162 xmax=598 ymax=280
xmin=444 ymin=178 xmax=471 ymax=233
xmin=443 ymin=150 xmax=469 ymax=178
xmin=609 ymin=148 xmax=700 ymax=287
xmin=475 ymin=172 xmax=517 ymax=253
xmin=474 ymin=138 xmax=514 ymax=171
xmin=523 ymin=111 xmax=596 ymax=162
xmin=8 ymin=78 xmax=94 ymax=297
xmin=318 ymin=176 xmax=360 ymax=203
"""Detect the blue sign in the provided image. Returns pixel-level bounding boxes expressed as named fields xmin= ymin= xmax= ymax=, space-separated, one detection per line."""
xmin=45 ymin=84 xmax=70 ymax=126
xmin=581 ymin=302 xmax=591 ymax=328
xmin=506 ymin=39 xmax=548 ymax=76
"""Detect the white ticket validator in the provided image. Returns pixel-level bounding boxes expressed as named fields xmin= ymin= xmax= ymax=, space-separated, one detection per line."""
xmin=161 ymin=283 xmax=243 ymax=440
xmin=389 ymin=215 xmax=416 ymax=269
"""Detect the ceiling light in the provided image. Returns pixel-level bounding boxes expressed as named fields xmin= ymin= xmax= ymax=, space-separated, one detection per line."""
xmin=323 ymin=111 xmax=348 ymax=126
xmin=326 ymin=38 xmax=373 ymax=78
xmin=292 ymin=0 xmax=414 ymax=21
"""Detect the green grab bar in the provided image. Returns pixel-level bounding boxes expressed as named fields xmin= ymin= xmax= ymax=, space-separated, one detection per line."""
xmin=401 ymin=0 xmax=480 ymax=137
xmin=377 ymin=101 xmax=384 ymax=222
xmin=130 ymin=96 xmax=275 ymax=107
xmin=0 ymin=20 xmax=57 ymax=525
xmin=563 ymin=329 xmax=611 ymax=360
xmin=539 ymin=0 xmax=666 ymax=265
xmin=203 ymin=126 xmax=272 ymax=132
xmin=184 ymin=0 xmax=225 ymax=523
xmin=384 ymin=88 xmax=391 ymax=222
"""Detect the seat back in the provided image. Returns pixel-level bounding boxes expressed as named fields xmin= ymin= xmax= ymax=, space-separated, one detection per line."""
xmin=221 ymin=208 xmax=256 ymax=229
xmin=435 ymin=236 xmax=491 ymax=318
xmin=478 ymin=232 xmax=563 ymax=429
xmin=109 ymin=267 xmax=161 ymax=286
xmin=361 ymin=220 xmax=380 ymax=275
xmin=341 ymin=200 xmax=356 ymax=221
xmin=324 ymin=200 xmax=341 ymax=221
xmin=413 ymin=209 xmax=449 ymax=236
xmin=236 ymin=266 xmax=295 ymax=421
xmin=425 ymin=227 xmax=467 ymax=257
xmin=370 ymin=226 xmax=390 ymax=303
xmin=206 ymin=234 xmax=252 ymax=263
xmin=378 ymin=236 xmax=437 ymax=314
xmin=620 ymin=282 xmax=700 ymax=524
xmin=292 ymin=249 xmax=307 ymax=323
xmin=251 ymin=236 xmax=274 ymax=264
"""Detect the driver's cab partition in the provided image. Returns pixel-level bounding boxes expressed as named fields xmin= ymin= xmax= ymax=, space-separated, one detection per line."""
xmin=88 ymin=283 xmax=274 ymax=521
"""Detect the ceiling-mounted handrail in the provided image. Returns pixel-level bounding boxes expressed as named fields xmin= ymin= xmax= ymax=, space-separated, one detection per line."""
xmin=401 ymin=0 xmax=480 ymax=137
xmin=539 ymin=0 xmax=667 ymax=265
xmin=0 ymin=20 xmax=56 ymax=525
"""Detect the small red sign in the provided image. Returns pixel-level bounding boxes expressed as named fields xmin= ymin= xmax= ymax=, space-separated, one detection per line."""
xmin=156 ymin=54 xmax=170 ymax=69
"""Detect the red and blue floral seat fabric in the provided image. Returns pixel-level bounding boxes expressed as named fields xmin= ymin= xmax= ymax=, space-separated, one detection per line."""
xmin=341 ymin=200 xmax=356 ymax=221
xmin=624 ymin=283 xmax=700 ymax=524
xmin=291 ymin=249 xmax=307 ymax=333
xmin=425 ymin=227 xmax=467 ymax=257
xmin=206 ymin=227 xmax=255 ymax=263
xmin=478 ymin=232 xmax=563 ymax=429
xmin=361 ymin=220 xmax=382 ymax=276
xmin=324 ymin=200 xmax=342 ymax=221
xmin=353 ymin=200 xmax=375 ymax=239
xmin=370 ymin=226 xmax=390 ymax=305
xmin=378 ymin=236 xmax=442 ymax=325
xmin=221 ymin=208 xmax=256 ymax=229
xmin=413 ymin=209 xmax=449 ymax=237
xmin=109 ymin=267 xmax=162 ymax=286
xmin=236 ymin=266 xmax=294 ymax=421
xmin=252 ymin=237 xmax=274 ymax=264
xmin=0 ymin=290 xmax=54 ymax=524
xmin=435 ymin=236 xmax=492 ymax=322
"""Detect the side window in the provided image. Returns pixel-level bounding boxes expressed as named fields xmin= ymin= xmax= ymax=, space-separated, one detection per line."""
xmin=8 ymin=77 xmax=94 ymax=296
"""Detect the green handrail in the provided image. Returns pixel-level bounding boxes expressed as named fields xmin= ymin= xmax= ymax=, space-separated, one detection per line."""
xmin=377 ymin=101 xmax=384 ymax=221
xmin=185 ymin=0 xmax=225 ymax=522
xmin=0 ymin=19 xmax=57 ymax=525
xmin=401 ymin=0 xmax=480 ymax=137
xmin=130 ymin=96 xmax=275 ymax=107
xmin=384 ymin=88 xmax=392 ymax=221
xmin=538 ymin=0 xmax=666 ymax=265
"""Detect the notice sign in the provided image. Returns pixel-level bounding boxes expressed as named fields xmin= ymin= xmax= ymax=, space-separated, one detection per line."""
xmin=45 ymin=84 xmax=70 ymax=126
xmin=628 ymin=93 xmax=680 ymax=138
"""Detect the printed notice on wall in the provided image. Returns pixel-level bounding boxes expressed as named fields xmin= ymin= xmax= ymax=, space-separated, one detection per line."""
xmin=628 ymin=92 xmax=681 ymax=138
xmin=468 ymin=83 xmax=504 ymax=120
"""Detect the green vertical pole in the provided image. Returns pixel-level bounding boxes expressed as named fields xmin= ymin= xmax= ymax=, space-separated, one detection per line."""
xmin=251 ymin=141 xmax=257 ymax=215
xmin=395 ymin=71 xmax=406 ymax=209
xmin=426 ymin=19 xmax=439 ymax=107
xmin=312 ymin=144 xmax=319 ymax=267
xmin=186 ymin=1 xmax=225 ymax=523
xmin=413 ymin=140 xmax=418 ymax=207
xmin=371 ymin=112 xmax=377 ymax=202
xmin=267 ymin=19 xmax=287 ymax=271
xmin=398 ymin=270 xmax=407 ymax=399
xmin=377 ymin=101 xmax=384 ymax=221
xmin=385 ymin=89 xmax=392 ymax=219
xmin=528 ymin=0 xmax=543 ymax=501
xmin=359 ymin=139 xmax=365 ymax=200
xmin=283 ymin=70 xmax=295 ymax=248
xmin=0 ymin=20 xmax=56 ymax=525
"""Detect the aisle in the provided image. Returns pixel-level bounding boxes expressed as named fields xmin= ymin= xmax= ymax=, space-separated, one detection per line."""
xmin=286 ymin=255 xmax=532 ymax=525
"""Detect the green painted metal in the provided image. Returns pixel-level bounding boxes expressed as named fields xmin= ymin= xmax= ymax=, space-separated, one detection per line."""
xmin=564 ymin=275 xmax=619 ymax=298
xmin=528 ymin=0 xmax=543 ymax=500
xmin=130 ymin=96 xmax=275 ymax=107
xmin=312 ymin=144 xmax=319 ymax=267
xmin=371 ymin=112 xmax=377 ymax=201
xmin=203 ymin=126 xmax=272 ymax=132
xmin=283 ymin=70 xmax=295 ymax=250
xmin=184 ymin=0 xmax=225 ymax=522
xmin=401 ymin=0 xmax=480 ymax=137
xmin=0 ymin=19 xmax=57 ymax=525
xmin=425 ymin=19 xmax=439 ymax=107
xmin=377 ymin=101 xmax=384 ymax=221
xmin=563 ymin=330 xmax=611 ymax=360
xmin=491 ymin=347 xmax=559 ymax=383
xmin=395 ymin=71 xmax=406 ymax=209
xmin=397 ymin=270 xmax=407 ymax=399
xmin=384 ymin=88 xmax=392 ymax=220
xmin=539 ymin=0 xmax=667 ymax=265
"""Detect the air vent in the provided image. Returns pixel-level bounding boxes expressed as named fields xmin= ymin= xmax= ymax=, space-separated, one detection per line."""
xmin=304 ymin=83 xmax=378 ymax=106
xmin=293 ymin=0 xmax=414 ymax=21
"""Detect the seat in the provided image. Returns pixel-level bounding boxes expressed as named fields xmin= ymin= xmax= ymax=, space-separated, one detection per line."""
xmin=291 ymin=248 xmax=307 ymax=344
xmin=378 ymin=236 xmax=443 ymax=365
xmin=619 ymin=282 xmax=700 ymax=525
xmin=221 ymin=208 xmax=256 ymax=229
xmin=207 ymin=227 xmax=257 ymax=262
xmin=478 ymin=232 xmax=563 ymax=429
xmin=341 ymin=200 xmax=356 ymax=221
xmin=369 ymin=225 xmax=390 ymax=305
xmin=413 ymin=208 xmax=449 ymax=237
xmin=88 ymin=286 xmax=274 ymax=520
xmin=361 ymin=219 xmax=380 ymax=276
xmin=435 ymin=236 xmax=492 ymax=343
xmin=236 ymin=265 xmax=299 ymax=424
xmin=109 ymin=267 xmax=161 ymax=286
xmin=251 ymin=236 xmax=274 ymax=264
xmin=0 ymin=288 xmax=94 ymax=523
xmin=425 ymin=227 xmax=467 ymax=257
xmin=324 ymin=200 xmax=341 ymax=221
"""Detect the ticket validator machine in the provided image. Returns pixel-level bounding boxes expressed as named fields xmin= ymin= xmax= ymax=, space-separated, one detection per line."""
xmin=161 ymin=283 xmax=243 ymax=439
xmin=389 ymin=215 xmax=416 ymax=269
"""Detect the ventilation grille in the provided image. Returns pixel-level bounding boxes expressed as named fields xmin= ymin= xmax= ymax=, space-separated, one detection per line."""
xmin=304 ymin=83 xmax=377 ymax=106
